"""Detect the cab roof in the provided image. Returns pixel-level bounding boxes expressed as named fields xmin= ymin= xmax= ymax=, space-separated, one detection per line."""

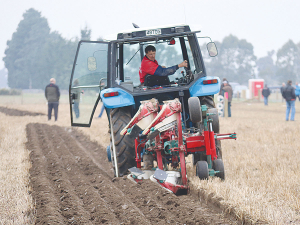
xmin=117 ymin=24 xmax=197 ymax=40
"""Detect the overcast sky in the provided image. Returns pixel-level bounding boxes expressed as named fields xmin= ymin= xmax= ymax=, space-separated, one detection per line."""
xmin=1 ymin=0 xmax=300 ymax=69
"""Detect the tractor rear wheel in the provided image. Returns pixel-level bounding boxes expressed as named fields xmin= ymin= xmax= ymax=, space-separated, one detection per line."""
xmin=213 ymin=159 xmax=225 ymax=180
xmin=216 ymin=140 xmax=222 ymax=159
xmin=110 ymin=107 xmax=136 ymax=177
xmin=199 ymin=95 xmax=222 ymax=158
xmin=199 ymin=95 xmax=219 ymax=133
xmin=207 ymin=108 xmax=220 ymax=134
xmin=196 ymin=161 xmax=209 ymax=180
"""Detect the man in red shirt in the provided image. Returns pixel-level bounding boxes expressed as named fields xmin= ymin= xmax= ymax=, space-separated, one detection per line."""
xmin=139 ymin=45 xmax=188 ymax=85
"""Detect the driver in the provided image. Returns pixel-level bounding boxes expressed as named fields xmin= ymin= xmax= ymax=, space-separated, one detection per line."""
xmin=139 ymin=45 xmax=188 ymax=85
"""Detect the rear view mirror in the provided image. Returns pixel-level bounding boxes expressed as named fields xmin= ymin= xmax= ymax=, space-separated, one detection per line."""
xmin=87 ymin=56 xmax=97 ymax=71
xmin=207 ymin=42 xmax=218 ymax=57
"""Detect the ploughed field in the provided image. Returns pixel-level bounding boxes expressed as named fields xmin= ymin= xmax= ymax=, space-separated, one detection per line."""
xmin=0 ymin=104 xmax=236 ymax=224
xmin=26 ymin=122 xmax=235 ymax=224
xmin=1 ymin=96 xmax=300 ymax=224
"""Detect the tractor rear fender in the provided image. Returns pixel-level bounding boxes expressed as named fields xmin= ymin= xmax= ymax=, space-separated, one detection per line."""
xmin=100 ymin=88 xmax=135 ymax=108
xmin=189 ymin=76 xmax=220 ymax=97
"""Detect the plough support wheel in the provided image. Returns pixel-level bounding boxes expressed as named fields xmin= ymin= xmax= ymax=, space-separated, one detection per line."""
xmin=213 ymin=159 xmax=225 ymax=180
xmin=196 ymin=161 xmax=209 ymax=180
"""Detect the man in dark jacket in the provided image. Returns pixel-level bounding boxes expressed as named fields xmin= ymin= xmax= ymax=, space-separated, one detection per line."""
xmin=139 ymin=45 xmax=188 ymax=85
xmin=45 ymin=78 xmax=60 ymax=121
xmin=282 ymin=80 xmax=296 ymax=121
xmin=262 ymin=84 xmax=271 ymax=106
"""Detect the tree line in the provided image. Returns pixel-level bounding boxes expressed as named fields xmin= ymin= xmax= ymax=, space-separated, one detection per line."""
xmin=3 ymin=8 xmax=300 ymax=89
xmin=202 ymin=36 xmax=300 ymax=85
xmin=3 ymin=8 xmax=93 ymax=90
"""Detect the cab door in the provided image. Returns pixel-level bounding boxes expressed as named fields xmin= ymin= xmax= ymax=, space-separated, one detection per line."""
xmin=69 ymin=41 xmax=110 ymax=127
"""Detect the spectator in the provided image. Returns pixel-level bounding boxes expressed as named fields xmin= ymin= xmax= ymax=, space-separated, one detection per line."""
xmin=280 ymin=82 xmax=285 ymax=102
xmin=282 ymin=80 xmax=296 ymax=121
xmin=262 ymin=84 xmax=271 ymax=106
xmin=295 ymin=82 xmax=300 ymax=101
xmin=219 ymin=78 xmax=231 ymax=95
xmin=45 ymin=78 xmax=60 ymax=121
xmin=222 ymin=80 xmax=233 ymax=117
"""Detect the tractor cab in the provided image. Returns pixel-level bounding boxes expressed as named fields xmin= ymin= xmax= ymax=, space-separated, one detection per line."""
xmin=69 ymin=24 xmax=218 ymax=127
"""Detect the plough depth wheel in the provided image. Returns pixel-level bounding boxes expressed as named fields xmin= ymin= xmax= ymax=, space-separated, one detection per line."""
xmin=196 ymin=161 xmax=209 ymax=180
xmin=213 ymin=159 xmax=225 ymax=180
xmin=188 ymin=97 xmax=202 ymax=123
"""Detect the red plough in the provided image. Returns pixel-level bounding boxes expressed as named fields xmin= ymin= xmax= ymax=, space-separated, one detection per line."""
xmin=122 ymin=97 xmax=236 ymax=194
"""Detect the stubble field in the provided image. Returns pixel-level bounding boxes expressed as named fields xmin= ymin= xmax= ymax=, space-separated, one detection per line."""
xmin=0 ymin=93 xmax=299 ymax=224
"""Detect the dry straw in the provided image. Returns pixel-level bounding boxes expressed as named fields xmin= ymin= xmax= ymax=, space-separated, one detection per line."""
xmin=188 ymin=102 xmax=300 ymax=224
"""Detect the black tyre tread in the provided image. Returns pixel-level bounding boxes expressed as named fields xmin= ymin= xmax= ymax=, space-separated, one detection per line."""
xmin=213 ymin=159 xmax=225 ymax=180
xmin=215 ymin=140 xmax=222 ymax=159
xmin=207 ymin=108 xmax=220 ymax=134
xmin=188 ymin=97 xmax=202 ymax=123
xmin=110 ymin=107 xmax=135 ymax=176
xmin=199 ymin=95 xmax=215 ymax=108
xmin=196 ymin=161 xmax=209 ymax=180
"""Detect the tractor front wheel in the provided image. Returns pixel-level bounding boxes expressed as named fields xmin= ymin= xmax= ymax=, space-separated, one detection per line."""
xmin=196 ymin=161 xmax=209 ymax=180
xmin=110 ymin=107 xmax=136 ymax=177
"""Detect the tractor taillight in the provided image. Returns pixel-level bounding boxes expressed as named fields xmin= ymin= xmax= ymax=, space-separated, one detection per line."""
xmin=104 ymin=91 xmax=119 ymax=97
xmin=203 ymin=79 xmax=218 ymax=85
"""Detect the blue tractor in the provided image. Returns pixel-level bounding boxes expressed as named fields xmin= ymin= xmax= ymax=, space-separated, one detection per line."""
xmin=69 ymin=24 xmax=231 ymax=190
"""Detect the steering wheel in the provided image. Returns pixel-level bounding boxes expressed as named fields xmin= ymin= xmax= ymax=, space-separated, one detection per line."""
xmin=184 ymin=67 xmax=194 ymax=83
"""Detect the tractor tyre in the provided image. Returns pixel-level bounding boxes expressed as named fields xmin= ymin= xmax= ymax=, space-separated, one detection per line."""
xmin=188 ymin=97 xmax=202 ymax=123
xmin=199 ymin=95 xmax=222 ymax=158
xmin=216 ymin=140 xmax=222 ymax=159
xmin=207 ymin=108 xmax=220 ymax=134
xmin=110 ymin=107 xmax=136 ymax=177
xmin=196 ymin=161 xmax=209 ymax=180
xmin=199 ymin=95 xmax=219 ymax=133
xmin=213 ymin=159 xmax=225 ymax=180
xmin=199 ymin=95 xmax=215 ymax=108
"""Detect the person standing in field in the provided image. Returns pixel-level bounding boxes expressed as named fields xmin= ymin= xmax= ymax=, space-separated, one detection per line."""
xmin=222 ymin=80 xmax=233 ymax=117
xmin=262 ymin=84 xmax=271 ymax=106
xmin=45 ymin=78 xmax=60 ymax=121
xmin=219 ymin=78 xmax=231 ymax=95
xmin=282 ymin=80 xmax=296 ymax=121
xmin=295 ymin=82 xmax=300 ymax=101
